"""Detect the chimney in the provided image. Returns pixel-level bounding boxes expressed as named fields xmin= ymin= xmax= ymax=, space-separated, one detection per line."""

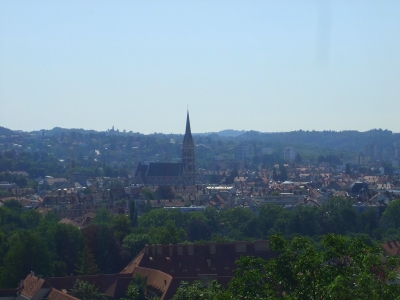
xmin=58 ymin=189 xmax=61 ymax=196
xmin=169 ymin=244 xmax=173 ymax=256
xmin=178 ymin=243 xmax=183 ymax=255
xmin=209 ymin=242 xmax=216 ymax=255
xmin=188 ymin=243 xmax=194 ymax=255
xmin=156 ymin=244 xmax=162 ymax=255
xmin=235 ymin=241 xmax=246 ymax=253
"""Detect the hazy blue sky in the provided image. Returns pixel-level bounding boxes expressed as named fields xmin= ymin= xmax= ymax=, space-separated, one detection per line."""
xmin=1 ymin=1 xmax=399 ymax=134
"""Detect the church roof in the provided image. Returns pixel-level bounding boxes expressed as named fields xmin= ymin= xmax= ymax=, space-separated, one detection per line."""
xmin=146 ymin=163 xmax=184 ymax=177
xmin=134 ymin=163 xmax=149 ymax=176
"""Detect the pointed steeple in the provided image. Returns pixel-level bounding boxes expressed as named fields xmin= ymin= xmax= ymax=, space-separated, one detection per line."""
xmin=182 ymin=110 xmax=195 ymax=185
xmin=185 ymin=111 xmax=192 ymax=136
xmin=183 ymin=110 xmax=193 ymax=144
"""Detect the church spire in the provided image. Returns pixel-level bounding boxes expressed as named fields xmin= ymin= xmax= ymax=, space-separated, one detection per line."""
xmin=185 ymin=110 xmax=192 ymax=138
xmin=182 ymin=110 xmax=195 ymax=185
xmin=183 ymin=110 xmax=193 ymax=145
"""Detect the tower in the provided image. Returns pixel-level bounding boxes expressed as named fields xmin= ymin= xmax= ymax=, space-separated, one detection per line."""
xmin=182 ymin=111 xmax=195 ymax=185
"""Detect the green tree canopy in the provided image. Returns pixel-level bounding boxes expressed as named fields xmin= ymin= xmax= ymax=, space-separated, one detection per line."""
xmin=70 ymin=279 xmax=107 ymax=300
xmin=381 ymin=198 xmax=400 ymax=229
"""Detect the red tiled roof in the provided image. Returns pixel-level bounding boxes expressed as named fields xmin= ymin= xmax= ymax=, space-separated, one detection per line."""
xmin=46 ymin=273 xmax=133 ymax=298
xmin=47 ymin=288 xmax=79 ymax=300
xmin=382 ymin=240 xmax=400 ymax=256
xmin=21 ymin=274 xmax=50 ymax=298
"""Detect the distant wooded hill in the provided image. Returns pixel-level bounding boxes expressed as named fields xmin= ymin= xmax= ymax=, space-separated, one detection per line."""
xmin=1 ymin=126 xmax=399 ymax=152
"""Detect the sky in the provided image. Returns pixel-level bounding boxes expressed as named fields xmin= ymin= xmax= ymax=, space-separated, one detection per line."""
xmin=0 ymin=1 xmax=399 ymax=134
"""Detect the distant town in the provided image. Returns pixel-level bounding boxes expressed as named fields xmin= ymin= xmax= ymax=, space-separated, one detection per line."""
xmin=1 ymin=117 xmax=400 ymax=299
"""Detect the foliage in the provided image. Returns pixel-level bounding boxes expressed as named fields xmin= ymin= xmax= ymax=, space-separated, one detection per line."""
xmin=0 ymin=230 xmax=52 ymax=288
xmin=381 ymin=199 xmax=400 ymax=229
xmin=155 ymin=186 xmax=175 ymax=199
xmin=70 ymin=279 xmax=107 ymax=300
xmin=75 ymin=245 xmax=99 ymax=275
xmin=110 ymin=214 xmax=132 ymax=243
xmin=187 ymin=219 xmax=211 ymax=241
xmin=91 ymin=207 xmax=113 ymax=225
xmin=82 ymin=225 xmax=123 ymax=274
xmin=142 ymin=188 xmax=155 ymax=200
xmin=173 ymin=234 xmax=400 ymax=300
xmin=122 ymin=233 xmax=151 ymax=258
xmin=122 ymin=275 xmax=147 ymax=300
xmin=129 ymin=200 xmax=138 ymax=227
xmin=149 ymin=220 xmax=186 ymax=245
xmin=172 ymin=280 xmax=228 ymax=300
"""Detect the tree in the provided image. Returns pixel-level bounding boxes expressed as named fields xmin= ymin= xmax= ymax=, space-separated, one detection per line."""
xmin=110 ymin=214 xmax=132 ymax=243
xmin=38 ymin=222 xmax=84 ymax=276
xmin=142 ymin=188 xmax=155 ymax=200
xmin=0 ymin=230 xmax=52 ymax=288
xmin=3 ymin=199 xmax=23 ymax=213
xmin=122 ymin=275 xmax=147 ymax=300
xmin=143 ymin=199 xmax=153 ymax=213
xmin=82 ymin=225 xmax=122 ymax=274
xmin=155 ymin=186 xmax=175 ymax=199
xmin=381 ymin=198 xmax=400 ymax=229
xmin=228 ymin=234 xmax=400 ymax=300
xmin=91 ymin=207 xmax=113 ymax=226
xmin=172 ymin=280 xmax=228 ymax=300
xmin=186 ymin=219 xmax=211 ymax=242
xmin=149 ymin=220 xmax=185 ymax=245
xmin=75 ymin=245 xmax=99 ymax=275
xmin=122 ymin=233 xmax=151 ymax=258
xmin=70 ymin=279 xmax=107 ymax=300
xmin=129 ymin=200 xmax=138 ymax=227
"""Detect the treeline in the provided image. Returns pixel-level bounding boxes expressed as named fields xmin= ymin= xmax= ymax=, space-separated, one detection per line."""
xmin=138 ymin=197 xmax=400 ymax=244
xmin=0 ymin=201 xmax=133 ymax=288
xmin=3 ymin=126 xmax=399 ymax=176
xmin=2 ymin=197 xmax=400 ymax=289
xmin=235 ymin=129 xmax=400 ymax=151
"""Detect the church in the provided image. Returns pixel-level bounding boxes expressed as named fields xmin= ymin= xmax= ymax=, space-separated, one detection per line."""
xmin=133 ymin=112 xmax=195 ymax=186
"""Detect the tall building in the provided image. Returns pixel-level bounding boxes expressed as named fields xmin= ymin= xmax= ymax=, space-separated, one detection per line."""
xmin=363 ymin=144 xmax=377 ymax=159
xmin=284 ymin=147 xmax=296 ymax=161
xmin=133 ymin=112 xmax=195 ymax=186
xmin=234 ymin=144 xmax=249 ymax=161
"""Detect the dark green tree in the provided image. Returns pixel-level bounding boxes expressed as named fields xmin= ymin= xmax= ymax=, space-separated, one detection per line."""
xmin=0 ymin=230 xmax=52 ymax=288
xmin=70 ymin=279 xmax=107 ymax=300
xmin=91 ymin=207 xmax=113 ymax=226
xmin=172 ymin=280 xmax=228 ymax=300
xmin=122 ymin=233 xmax=151 ymax=258
xmin=110 ymin=214 xmax=132 ymax=243
xmin=129 ymin=200 xmax=138 ymax=227
xmin=381 ymin=198 xmax=400 ymax=229
xmin=122 ymin=275 xmax=147 ymax=300
xmin=74 ymin=245 xmax=99 ymax=275
xmin=228 ymin=234 xmax=400 ymax=300
xmin=155 ymin=186 xmax=175 ymax=199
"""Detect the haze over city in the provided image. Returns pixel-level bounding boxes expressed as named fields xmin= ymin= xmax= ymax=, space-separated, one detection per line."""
xmin=1 ymin=1 xmax=400 ymax=133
